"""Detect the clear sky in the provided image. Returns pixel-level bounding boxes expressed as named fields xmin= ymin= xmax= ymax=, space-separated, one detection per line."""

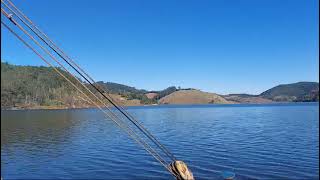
xmin=1 ymin=0 xmax=319 ymax=95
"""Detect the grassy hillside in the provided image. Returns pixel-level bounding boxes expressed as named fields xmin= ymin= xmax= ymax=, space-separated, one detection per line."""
xmin=159 ymin=90 xmax=231 ymax=104
xmin=260 ymin=82 xmax=319 ymax=102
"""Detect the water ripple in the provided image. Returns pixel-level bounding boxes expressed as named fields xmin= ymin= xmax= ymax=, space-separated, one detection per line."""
xmin=1 ymin=103 xmax=319 ymax=179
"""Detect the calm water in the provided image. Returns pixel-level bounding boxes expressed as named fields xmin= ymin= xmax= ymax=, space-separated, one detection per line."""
xmin=1 ymin=103 xmax=319 ymax=179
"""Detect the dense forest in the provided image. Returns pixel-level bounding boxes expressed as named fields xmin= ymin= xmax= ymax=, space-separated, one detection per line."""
xmin=1 ymin=62 xmax=92 ymax=109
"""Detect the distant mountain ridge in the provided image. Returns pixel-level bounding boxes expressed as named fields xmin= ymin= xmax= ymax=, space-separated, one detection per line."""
xmin=1 ymin=62 xmax=319 ymax=109
xmin=224 ymin=82 xmax=319 ymax=103
xmin=223 ymin=94 xmax=273 ymax=104
xmin=260 ymin=82 xmax=319 ymax=102
xmin=95 ymin=81 xmax=147 ymax=95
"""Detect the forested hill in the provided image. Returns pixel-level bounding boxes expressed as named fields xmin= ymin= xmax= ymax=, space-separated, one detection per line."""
xmin=260 ymin=82 xmax=319 ymax=102
xmin=1 ymin=62 xmax=89 ymax=109
xmin=1 ymin=62 xmax=319 ymax=109
xmin=95 ymin=81 xmax=147 ymax=95
xmin=95 ymin=81 xmax=178 ymax=102
xmin=224 ymin=83 xmax=319 ymax=103
xmin=0 ymin=62 xmax=179 ymax=109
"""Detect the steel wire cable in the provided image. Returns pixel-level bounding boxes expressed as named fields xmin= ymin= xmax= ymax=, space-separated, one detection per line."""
xmin=2 ymin=0 xmax=176 ymax=161
xmin=0 ymin=5 xmax=172 ymax=169
xmin=0 ymin=7 xmax=169 ymax=167
xmin=1 ymin=18 xmax=175 ymax=178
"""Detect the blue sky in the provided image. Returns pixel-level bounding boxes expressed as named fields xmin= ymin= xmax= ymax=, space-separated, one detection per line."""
xmin=1 ymin=0 xmax=319 ymax=95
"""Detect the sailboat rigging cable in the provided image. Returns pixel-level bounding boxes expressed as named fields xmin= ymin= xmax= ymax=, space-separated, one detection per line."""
xmin=0 ymin=6 xmax=170 ymax=168
xmin=1 ymin=0 xmax=194 ymax=179
xmin=1 ymin=0 xmax=176 ymax=162
xmin=0 ymin=20 xmax=173 ymax=176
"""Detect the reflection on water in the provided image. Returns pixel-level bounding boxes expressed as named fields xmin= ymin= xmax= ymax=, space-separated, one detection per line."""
xmin=1 ymin=103 xmax=319 ymax=179
xmin=2 ymin=110 xmax=81 ymax=147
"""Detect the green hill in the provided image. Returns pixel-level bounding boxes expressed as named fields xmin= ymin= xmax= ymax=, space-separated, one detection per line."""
xmin=94 ymin=82 xmax=179 ymax=104
xmin=95 ymin=81 xmax=147 ymax=95
xmin=93 ymin=81 xmax=156 ymax=104
xmin=0 ymin=62 xmax=174 ymax=108
xmin=1 ymin=62 xmax=319 ymax=109
xmin=1 ymin=62 xmax=160 ymax=108
xmin=1 ymin=62 xmax=90 ymax=109
xmin=260 ymin=82 xmax=319 ymax=102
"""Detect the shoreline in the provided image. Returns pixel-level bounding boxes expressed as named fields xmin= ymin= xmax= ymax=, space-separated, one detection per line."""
xmin=1 ymin=101 xmax=318 ymax=111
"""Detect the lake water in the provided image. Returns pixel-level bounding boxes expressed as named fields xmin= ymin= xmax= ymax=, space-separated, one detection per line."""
xmin=1 ymin=103 xmax=319 ymax=179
